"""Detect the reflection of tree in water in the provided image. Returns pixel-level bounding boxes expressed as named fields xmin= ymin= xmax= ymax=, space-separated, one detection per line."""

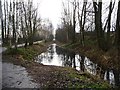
xmin=56 ymin=46 xmax=76 ymax=68
xmin=47 ymin=44 xmax=55 ymax=62
xmin=36 ymin=44 xmax=120 ymax=87
xmin=50 ymin=54 xmax=53 ymax=59
xmin=56 ymin=46 xmax=66 ymax=55
xmin=36 ymin=53 xmax=45 ymax=62
xmin=80 ymin=55 xmax=85 ymax=72
xmin=113 ymin=69 xmax=120 ymax=86
xmin=104 ymin=69 xmax=120 ymax=86
xmin=56 ymin=46 xmax=86 ymax=70
xmin=70 ymin=52 xmax=76 ymax=68
xmin=48 ymin=45 xmax=54 ymax=53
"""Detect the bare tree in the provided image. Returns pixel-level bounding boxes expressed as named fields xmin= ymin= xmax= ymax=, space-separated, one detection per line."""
xmin=61 ymin=0 xmax=73 ymax=42
xmin=0 ymin=0 xmax=4 ymax=43
xmin=4 ymin=0 xmax=7 ymax=39
xmin=11 ymin=1 xmax=16 ymax=48
xmin=72 ymin=0 xmax=77 ymax=43
xmin=103 ymin=0 xmax=115 ymax=50
xmin=115 ymin=1 xmax=120 ymax=52
xmin=93 ymin=0 xmax=106 ymax=50
xmin=28 ymin=1 xmax=33 ymax=45
xmin=23 ymin=2 xmax=29 ymax=48
xmin=6 ymin=1 xmax=10 ymax=39
xmin=78 ymin=0 xmax=87 ymax=46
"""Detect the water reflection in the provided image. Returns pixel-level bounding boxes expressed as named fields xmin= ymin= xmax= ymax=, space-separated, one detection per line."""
xmin=36 ymin=44 xmax=63 ymax=66
xmin=104 ymin=70 xmax=115 ymax=86
xmin=35 ymin=43 xmax=120 ymax=87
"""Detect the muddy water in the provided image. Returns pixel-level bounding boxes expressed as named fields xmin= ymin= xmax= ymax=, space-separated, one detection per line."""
xmin=2 ymin=62 xmax=39 ymax=88
xmin=35 ymin=43 xmax=120 ymax=87
xmin=0 ymin=46 xmax=39 ymax=88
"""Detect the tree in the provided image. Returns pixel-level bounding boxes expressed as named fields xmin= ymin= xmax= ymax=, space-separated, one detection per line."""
xmin=93 ymin=0 xmax=115 ymax=51
xmin=4 ymin=0 xmax=6 ymax=39
xmin=72 ymin=0 xmax=77 ymax=43
xmin=28 ymin=1 xmax=33 ymax=45
xmin=32 ymin=11 xmax=37 ymax=42
xmin=0 ymin=0 xmax=4 ymax=44
xmin=12 ymin=1 xmax=15 ymax=42
xmin=23 ymin=1 xmax=29 ymax=48
xmin=61 ymin=0 xmax=72 ymax=42
xmin=6 ymin=1 xmax=10 ymax=39
xmin=115 ymin=1 xmax=120 ymax=54
xmin=1 ymin=0 xmax=51 ymax=48
xmin=114 ymin=1 xmax=120 ymax=84
xmin=103 ymin=0 xmax=115 ymax=50
xmin=77 ymin=0 xmax=87 ymax=46
xmin=93 ymin=0 xmax=106 ymax=50
xmin=12 ymin=1 xmax=17 ymax=49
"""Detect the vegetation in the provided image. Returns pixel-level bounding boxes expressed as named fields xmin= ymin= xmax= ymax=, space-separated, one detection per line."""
xmin=2 ymin=42 xmax=111 ymax=88
xmin=1 ymin=0 xmax=120 ymax=89
xmin=0 ymin=0 xmax=53 ymax=48
xmin=56 ymin=0 xmax=120 ymax=72
xmin=29 ymin=63 xmax=111 ymax=88
xmin=56 ymin=0 xmax=120 ymax=52
xmin=2 ymin=42 xmax=47 ymax=67
xmin=55 ymin=0 xmax=120 ymax=87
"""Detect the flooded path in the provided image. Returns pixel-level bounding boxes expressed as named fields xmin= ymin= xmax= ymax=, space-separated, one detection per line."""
xmin=2 ymin=62 xmax=39 ymax=88
xmin=0 ymin=47 xmax=39 ymax=88
xmin=35 ymin=43 xmax=120 ymax=87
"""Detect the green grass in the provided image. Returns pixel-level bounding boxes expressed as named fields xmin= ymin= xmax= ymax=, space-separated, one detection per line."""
xmin=4 ymin=47 xmax=37 ymax=61
xmin=63 ymin=67 xmax=111 ymax=88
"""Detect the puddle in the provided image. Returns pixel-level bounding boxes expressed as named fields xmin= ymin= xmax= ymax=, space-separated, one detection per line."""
xmin=35 ymin=43 xmax=120 ymax=87
xmin=2 ymin=62 xmax=39 ymax=88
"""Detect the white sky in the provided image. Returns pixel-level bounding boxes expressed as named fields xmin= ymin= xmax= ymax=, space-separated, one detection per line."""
xmin=33 ymin=0 xmax=118 ymax=31
xmin=33 ymin=0 xmax=62 ymax=29
xmin=1 ymin=0 xmax=119 ymax=32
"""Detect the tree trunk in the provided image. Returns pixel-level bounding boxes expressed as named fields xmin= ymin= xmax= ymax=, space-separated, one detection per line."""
xmin=0 ymin=0 xmax=4 ymax=44
xmin=72 ymin=0 xmax=76 ymax=43
xmin=6 ymin=1 xmax=10 ymax=39
xmin=28 ymin=2 xmax=33 ymax=45
xmin=93 ymin=1 xmax=106 ymax=51
xmin=115 ymin=1 xmax=120 ymax=51
xmin=15 ymin=1 xmax=18 ymax=50
xmin=78 ymin=1 xmax=87 ymax=46
xmin=4 ymin=1 xmax=7 ymax=39
xmin=23 ymin=2 xmax=28 ymax=48
xmin=33 ymin=12 xmax=37 ymax=44
xmin=82 ymin=2 xmax=87 ymax=46
xmin=12 ymin=2 xmax=15 ymax=44
xmin=106 ymin=0 xmax=114 ymax=50
xmin=115 ymin=1 xmax=120 ymax=71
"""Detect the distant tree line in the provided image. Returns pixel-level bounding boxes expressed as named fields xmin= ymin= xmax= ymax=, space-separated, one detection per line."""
xmin=0 ymin=0 xmax=53 ymax=48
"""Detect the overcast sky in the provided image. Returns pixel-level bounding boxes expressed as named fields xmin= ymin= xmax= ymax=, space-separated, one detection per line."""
xmin=1 ymin=0 xmax=119 ymax=31
xmin=33 ymin=0 xmax=62 ymax=29
xmin=34 ymin=0 xmax=118 ymax=30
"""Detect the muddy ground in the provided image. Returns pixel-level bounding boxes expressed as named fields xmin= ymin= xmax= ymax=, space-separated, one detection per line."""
xmin=2 ymin=42 xmax=111 ymax=88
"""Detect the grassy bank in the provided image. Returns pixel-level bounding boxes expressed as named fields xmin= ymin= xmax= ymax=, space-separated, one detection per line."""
xmin=2 ymin=41 xmax=111 ymax=88
xmin=2 ymin=42 xmax=49 ymax=67
xmin=28 ymin=63 xmax=111 ymax=88
xmin=62 ymin=42 xmax=120 ymax=70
